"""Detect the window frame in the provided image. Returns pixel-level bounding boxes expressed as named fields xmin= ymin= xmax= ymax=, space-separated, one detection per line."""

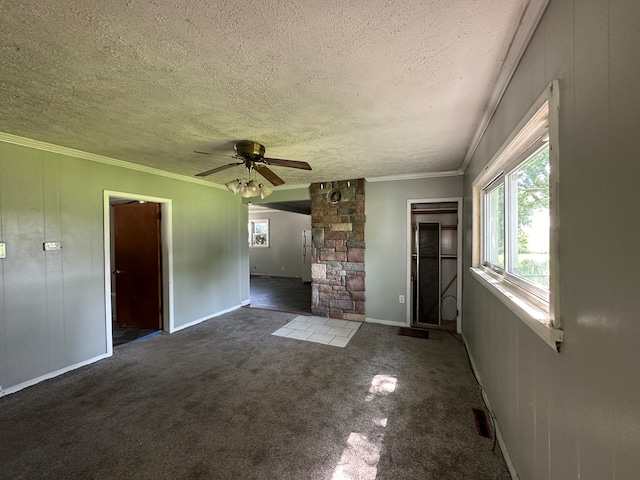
xmin=482 ymin=176 xmax=505 ymax=274
xmin=471 ymin=81 xmax=562 ymax=351
xmin=483 ymin=139 xmax=551 ymax=302
xmin=249 ymin=219 xmax=269 ymax=247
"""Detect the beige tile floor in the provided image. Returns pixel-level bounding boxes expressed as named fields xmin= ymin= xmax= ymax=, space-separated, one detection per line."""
xmin=272 ymin=315 xmax=362 ymax=347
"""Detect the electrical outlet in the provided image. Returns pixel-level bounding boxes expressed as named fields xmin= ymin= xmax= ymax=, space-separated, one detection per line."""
xmin=43 ymin=241 xmax=62 ymax=251
xmin=399 ymin=295 xmax=405 ymax=304
xmin=281 ymin=267 xmax=285 ymax=271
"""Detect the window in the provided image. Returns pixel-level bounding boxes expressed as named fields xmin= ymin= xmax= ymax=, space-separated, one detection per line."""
xmin=484 ymin=181 xmax=505 ymax=269
xmin=471 ymin=81 xmax=562 ymax=350
xmin=249 ymin=219 xmax=269 ymax=247
xmin=483 ymin=142 xmax=550 ymax=300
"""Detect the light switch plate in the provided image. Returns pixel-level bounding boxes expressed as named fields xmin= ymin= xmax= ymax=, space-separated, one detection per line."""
xmin=0 ymin=242 xmax=5 ymax=258
xmin=43 ymin=241 xmax=62 ymax=251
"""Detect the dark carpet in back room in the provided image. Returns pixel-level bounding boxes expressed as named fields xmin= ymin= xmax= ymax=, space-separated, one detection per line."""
xmin=249 ymin=274 xmax=312 ymax=314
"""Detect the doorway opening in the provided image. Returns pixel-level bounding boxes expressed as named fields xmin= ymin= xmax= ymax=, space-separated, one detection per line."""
xmin=103 ymin=191 xmax=173 ymax=354
xmin=249 ymin=275 xmax=312 ymax=314
xmin=247 ymin=202 xmax=312 ymax=314
xmin=407 ymin=198 xmax=462 ymax=332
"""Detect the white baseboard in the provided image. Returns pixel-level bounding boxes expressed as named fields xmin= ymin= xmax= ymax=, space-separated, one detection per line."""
xmin=171 ymin=303 xmax=244 ymax=333
xmin=2 ymin=303 xmax=250 ymax=397
xmin=461 ymin=334 xmax=519 ymax=480
xmin=365 ymin=317 xmax=408 ymax=327
xmin=1 ymin=353 xmax=112 ymax=398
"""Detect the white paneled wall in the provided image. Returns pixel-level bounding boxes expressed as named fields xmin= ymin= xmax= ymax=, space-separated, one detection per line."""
xmin=462 ymin=1 xmax=640 ymax=478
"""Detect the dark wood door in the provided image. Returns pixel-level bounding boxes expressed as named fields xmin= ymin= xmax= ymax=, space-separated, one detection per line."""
xmin=113 ymin=202 xmax=162 ymax=329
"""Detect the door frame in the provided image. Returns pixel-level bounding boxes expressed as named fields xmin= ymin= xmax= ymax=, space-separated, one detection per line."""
xmin=103 ymin=190 xmax=174 ymax=355
xmin=406 ymin=197 xmax=463 ymax=333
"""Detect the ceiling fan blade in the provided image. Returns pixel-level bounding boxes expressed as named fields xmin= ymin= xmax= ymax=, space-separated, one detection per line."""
xmin=195 ymin=162 xmax=241 ymax=177
xmin=255 ymin=164 xmax=285 ymax=186
xmin=195 ymin=152 xmax=238 ymax=161
xmin=263 ymin=157 xmax=312 ymax=170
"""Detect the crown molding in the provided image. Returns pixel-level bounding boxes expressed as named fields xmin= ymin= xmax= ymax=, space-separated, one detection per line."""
xmin=0 ymin=131 xmax=227 ymax=190
xmin=459 ymin=0 xmax=551 ymax=172
xmin=366 ymin=170 xmax=462 ymax=183
xmin=1 ymin=130 xmax=463 ymax=188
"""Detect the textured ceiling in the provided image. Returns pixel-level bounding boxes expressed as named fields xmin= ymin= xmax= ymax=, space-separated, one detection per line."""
xmin=0 ymin=0 xmax=531 ymax=187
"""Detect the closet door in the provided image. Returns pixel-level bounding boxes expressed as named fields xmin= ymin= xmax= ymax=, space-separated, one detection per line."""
xmin=415 ymin=222 xmax=441 ymax=326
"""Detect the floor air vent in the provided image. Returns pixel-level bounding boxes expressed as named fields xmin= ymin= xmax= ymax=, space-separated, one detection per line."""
xmin=472 ymin=408 xmax=492 ymax=438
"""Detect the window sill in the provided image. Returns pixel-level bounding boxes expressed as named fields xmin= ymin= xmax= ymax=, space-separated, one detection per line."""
xmin=470 ymin=267 xmax=563 ymax=352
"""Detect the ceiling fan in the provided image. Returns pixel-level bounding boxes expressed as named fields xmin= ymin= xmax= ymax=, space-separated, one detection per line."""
xmin=194 ymin=140 xmax=312 ymax=186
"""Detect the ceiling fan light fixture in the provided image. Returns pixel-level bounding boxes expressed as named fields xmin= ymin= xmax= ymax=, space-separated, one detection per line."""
xmin=226 ymin=178 xmax=271 ymax=199
xmin=225 ymin=179 xmax=244 ymax=194
xmin=242 ymin=179 xmax=261 ymax=198
xmin=259 ymin=183 xmax=272 ymax=199
xmin=195 ymin=140 xmax=311 ymax=198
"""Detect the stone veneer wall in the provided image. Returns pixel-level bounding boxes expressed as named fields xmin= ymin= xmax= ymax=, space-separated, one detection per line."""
xmin=310 ymin=178 xmax=365 ymax=321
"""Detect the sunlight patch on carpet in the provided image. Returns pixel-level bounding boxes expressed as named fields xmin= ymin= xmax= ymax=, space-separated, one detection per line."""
xmin=331 ymin=374 xmax=397 ymax=479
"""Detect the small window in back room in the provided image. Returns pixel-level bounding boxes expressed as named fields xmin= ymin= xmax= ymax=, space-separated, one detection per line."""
xmin=249 ymin=219 xmax=269 ymax=247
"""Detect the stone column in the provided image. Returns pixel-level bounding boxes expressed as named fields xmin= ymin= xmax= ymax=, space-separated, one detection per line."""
xmin=310 ymin=179 xmax=365 ymax=321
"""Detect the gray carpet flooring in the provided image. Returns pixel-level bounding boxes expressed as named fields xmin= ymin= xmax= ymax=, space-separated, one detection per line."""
xmin=0 ymin=308 xmax=510 ymax=480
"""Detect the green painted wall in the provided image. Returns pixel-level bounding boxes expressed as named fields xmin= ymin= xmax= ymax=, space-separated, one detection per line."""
xmin=0 ymin=141 xmax=248 ymax=391
xmin=365 ymin=176 xmax=463 ymax=324
xmin=244 ymin=186 xmax=310 ymax=205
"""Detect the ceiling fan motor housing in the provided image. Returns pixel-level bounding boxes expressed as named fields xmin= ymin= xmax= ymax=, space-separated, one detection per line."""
xmin=235 ymin=140 xmax=265 ymax=160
